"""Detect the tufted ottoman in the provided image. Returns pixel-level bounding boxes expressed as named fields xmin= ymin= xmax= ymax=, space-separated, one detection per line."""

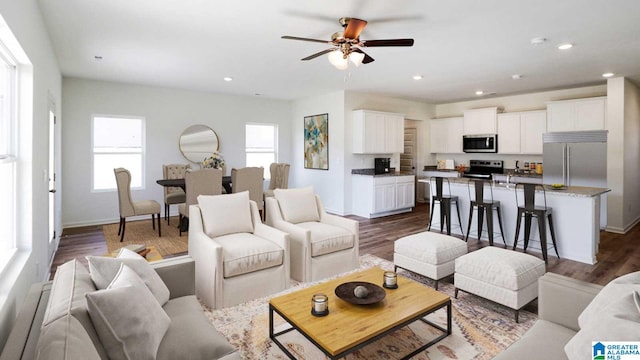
xmin=394 ymin=231 xmax=468 ymax=289
xmin=454 ymin=247 xmax=546 ymax=322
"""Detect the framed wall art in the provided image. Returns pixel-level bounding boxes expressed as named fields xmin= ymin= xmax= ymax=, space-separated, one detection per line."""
xmin=303 ymin=113 xmax=329 ymax=170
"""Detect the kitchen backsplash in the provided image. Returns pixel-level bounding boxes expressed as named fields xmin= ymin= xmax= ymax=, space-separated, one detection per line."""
xmin=431 ymin=154 xmax=542 ymax=170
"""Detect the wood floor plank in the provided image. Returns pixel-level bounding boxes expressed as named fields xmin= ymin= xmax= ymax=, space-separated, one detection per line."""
xmin=52 ymin=203 xmax=639 ymax=285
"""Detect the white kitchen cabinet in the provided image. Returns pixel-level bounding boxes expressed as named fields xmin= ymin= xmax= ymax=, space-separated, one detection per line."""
xmin=352 ymin=110 xmax=404 ymax=154
xmin=497 ymin=110 xmax=546 ymax=154
xmin=429 ymin=117 xmax=463 ymax=154
xmin=352 ymin=175 xmax=416 ymax=218
xmin=463 ymin=107 xmax=499 ymax=135
xmin=546 ymin=97 xmax=606 ymax=132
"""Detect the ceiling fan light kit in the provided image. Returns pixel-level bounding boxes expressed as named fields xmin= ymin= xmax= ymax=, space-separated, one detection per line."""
xmin=282 ymin=17 xmax=414 ymax=70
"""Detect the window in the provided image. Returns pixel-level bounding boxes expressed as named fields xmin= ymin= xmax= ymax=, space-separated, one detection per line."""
xmin=245 ymin=123 xmax=277 ymax=179
xmin=0 ymin=40 xmax=18 ymax=266
xmin=92 ymin=115 xmax=145 ymax=191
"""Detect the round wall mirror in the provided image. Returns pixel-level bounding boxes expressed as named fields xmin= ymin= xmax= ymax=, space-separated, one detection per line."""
xmin=179 ymin=125 xmax=219 ymax=163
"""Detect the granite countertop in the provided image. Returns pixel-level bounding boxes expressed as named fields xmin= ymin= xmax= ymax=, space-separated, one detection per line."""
xmin=421 ymin=177 xmax=610 ymax=197
xmin=351 ymin=168 xmax=415 ymax=177
xmin=422 ymin=166 xmax=458 ymax=172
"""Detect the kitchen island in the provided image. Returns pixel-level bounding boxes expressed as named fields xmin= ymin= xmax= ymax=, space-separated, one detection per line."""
xmin=418 ymin=178 xmax=609 ymax=265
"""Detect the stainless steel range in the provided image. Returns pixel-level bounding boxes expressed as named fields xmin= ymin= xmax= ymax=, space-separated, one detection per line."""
xmin=463 ymin=160 xmax=504 ymax=179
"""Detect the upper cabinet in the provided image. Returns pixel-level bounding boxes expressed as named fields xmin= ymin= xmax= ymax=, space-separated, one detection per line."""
xmin=497 ymin=110 xmax=547 ymax=154
xmin=429 ymin=117 xmax=463 ymax=154
xmin=463 ymin=107 xmax=500 ymax=135
xmin=352 ymin=110 xmax=404 ymax=154
xmin=546 ymin=97 xmax=607 ymax=132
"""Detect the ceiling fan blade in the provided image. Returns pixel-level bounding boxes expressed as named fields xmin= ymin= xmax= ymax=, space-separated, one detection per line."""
xmin=343 ymin=18 xmax=368 ymax=39
xmin=352 ymin=48 xmax=375 ymax=64
xmin=361 ymin=39 xmax=414 ymax=47
xmin=301 ymin=48 xmax=335 ymax=61
xmin=281 ymin=36 xmax=331 ymax=44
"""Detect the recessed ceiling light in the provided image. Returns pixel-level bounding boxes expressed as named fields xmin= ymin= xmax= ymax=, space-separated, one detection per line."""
xmin=602 ymin=72 xmax=615 ymax=78
xmin=412 ymin=75 xmax=423 ymax=80
xmin=223 ymin=77 xmax=233 ymax=82
xmin=475 ymin=90 xmax=484 ymax=96
xmin=94 ymin=55 xmax=103 ymax=60
xmin=512 ymin=74 xmax=523 ymax=80
xmin=530 ymin=37 xmax=547 ymax=46
xmin=558 ymin=43 xmax=573 ymax=50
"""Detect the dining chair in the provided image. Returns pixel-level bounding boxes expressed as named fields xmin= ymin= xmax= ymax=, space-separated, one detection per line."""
xmin=162 ymin=163 xmax=190 ymax=225
xmin=178 ymin=168 xmax=222 ymax=236
xmin=113 ymin=168 xmax=161 ymax=242
xmin=264 ymin=163 xmax=290 ymax=198
xmin=231 ymin=167 xmax=264 ymax=220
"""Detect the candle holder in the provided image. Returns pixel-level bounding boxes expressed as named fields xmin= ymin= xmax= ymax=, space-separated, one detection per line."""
xmin=311 ymin=293 xmax=329 ymax=317
xmin=383 ymin=271 xmax=398 ymax=289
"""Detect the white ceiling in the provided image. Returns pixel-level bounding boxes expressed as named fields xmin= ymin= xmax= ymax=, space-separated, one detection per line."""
xmin=36 ymin=0 xmax=640 ymax=103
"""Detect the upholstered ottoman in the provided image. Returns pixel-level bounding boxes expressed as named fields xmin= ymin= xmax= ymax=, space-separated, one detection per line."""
xmin=394 ymin=231 xmax=468 ymax=289
xmin=454 ymin=247 xmax=546 ymax=322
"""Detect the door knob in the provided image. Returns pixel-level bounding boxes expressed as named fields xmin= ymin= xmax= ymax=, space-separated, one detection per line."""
xmin=49 ymin=189 xmax=56 ymax=193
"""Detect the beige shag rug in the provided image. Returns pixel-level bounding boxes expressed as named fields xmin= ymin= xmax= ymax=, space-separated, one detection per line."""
xmin=204 ymin=254 xmax=536 ymax=359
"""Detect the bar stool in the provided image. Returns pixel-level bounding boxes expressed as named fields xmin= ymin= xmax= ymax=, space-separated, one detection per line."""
xmin=427 ymin=176 xmax=464 ymax=237
xmin=513 ymin=183 xmax=559 ymax=263
xmin=465 ymin=180 xmax=506 ymax=247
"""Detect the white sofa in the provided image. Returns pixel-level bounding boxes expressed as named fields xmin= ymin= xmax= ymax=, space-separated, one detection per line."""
xmin=495 ymin=271 xmax=640 ymax=359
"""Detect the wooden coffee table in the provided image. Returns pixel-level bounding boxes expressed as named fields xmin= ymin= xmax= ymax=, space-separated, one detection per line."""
xmin=269 ymin=267 xmax=451 ymax=359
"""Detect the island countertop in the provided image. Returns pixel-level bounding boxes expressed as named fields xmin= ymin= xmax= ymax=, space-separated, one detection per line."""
xmin=418 ymin=177 xmax=610 ymax=198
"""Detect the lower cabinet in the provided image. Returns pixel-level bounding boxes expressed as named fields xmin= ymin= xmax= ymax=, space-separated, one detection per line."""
xmin=352 ymin=175 xmax=415 ymax=218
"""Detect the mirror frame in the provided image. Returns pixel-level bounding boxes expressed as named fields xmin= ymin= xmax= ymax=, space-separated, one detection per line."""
xmin=179 ymin=124 xmax=220 ymax=164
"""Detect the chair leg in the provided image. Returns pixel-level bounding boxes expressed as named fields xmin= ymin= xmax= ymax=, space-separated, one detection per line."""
xmin=495 ymin=206 xmax=507 ymax=248
xmin=151 ymin=214 xmax=156 ymax=230
xmin=119 ymin=217 xmax=126 ymax=242
xmin=179 ymin=215 xmax=183 ymax=237
xmin=485 ymin=206 xmax=494 ymax=246
xmin=440 ymin=200 xmax=447 ymax=234
xmin=465 ymin=205 xmax=474 ymax=242
xmin=523 ymin=214 xmax=532 ymax=252
xmin=548 ymin=214 xmax=560 ymax=258
xmin=428 ymin=198 xmax=436 ymax=231
xmin=513 ymin=209 xmax=523 ymax=250
xmin=455 ymin=200 xmax=464 ymax=237
xmin=538 ymin=213 xmax=548 ymax=263
xmin=477 ymin=206 xmax=485 ymax=244
xmin=157 ymin=213 xmax=161 ymax=237
xmin=117 ymin=217 xmax=123 ymax=235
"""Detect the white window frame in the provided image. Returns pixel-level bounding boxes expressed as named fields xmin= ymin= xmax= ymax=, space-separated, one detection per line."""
xmin=245 ymin=123 xmax=278 ymax=179
xmin=0 ymin=38 xmax=18 ymax=270
xmin=91 ymin=115 xmax=146 ymax=192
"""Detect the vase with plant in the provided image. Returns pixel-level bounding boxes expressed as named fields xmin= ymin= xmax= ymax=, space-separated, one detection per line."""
xmin=203 ymin=151 xmax=225 ymax=171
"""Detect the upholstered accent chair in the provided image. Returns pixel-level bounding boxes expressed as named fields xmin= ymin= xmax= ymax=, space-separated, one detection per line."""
xmin=264 ymin=163 xmax=290 ymax=198
xmin=188 ymin=191 xmax=290 ymax=309
xmin=162 ymin=164 xmax=190 ymax=224
xmin=265 ymin=187 xmax=359 ymax=282
xmin=113 ymin=167 xmax=161 ymax=242
xmin=178 ymin=168 xmax=222 ymax=236
xmin=231 ymin=167 xmax=264 ymax=219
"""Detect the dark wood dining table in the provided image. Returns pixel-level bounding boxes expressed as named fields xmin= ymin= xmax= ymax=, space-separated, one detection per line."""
xmin=156 ymin=176 xmax=232 ymax=194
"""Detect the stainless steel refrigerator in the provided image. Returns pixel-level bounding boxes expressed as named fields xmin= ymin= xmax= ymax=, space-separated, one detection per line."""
xmin=543 ymin=130 xmax=607 ymax=228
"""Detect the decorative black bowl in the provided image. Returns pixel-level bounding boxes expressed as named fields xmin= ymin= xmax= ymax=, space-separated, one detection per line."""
xmin=334 ymin=281 xmax=386 ymax=305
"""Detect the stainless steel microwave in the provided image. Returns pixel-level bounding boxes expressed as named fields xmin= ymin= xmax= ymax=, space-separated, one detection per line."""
xmin=463 ymin=134 xmax=498 ymax=153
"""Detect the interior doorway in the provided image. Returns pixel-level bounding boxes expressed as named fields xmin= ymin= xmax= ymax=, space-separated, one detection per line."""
xmin=48 ymin=104 xmax=58 ymax=262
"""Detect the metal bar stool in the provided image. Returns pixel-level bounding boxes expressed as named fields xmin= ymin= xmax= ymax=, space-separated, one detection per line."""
xmin=465 ymin=179 xmax=506 ymax=247
xmin=513 ymin=183 xmax=560 ymax=263
xmin=427 ymin=176 xmax=464 ymax=236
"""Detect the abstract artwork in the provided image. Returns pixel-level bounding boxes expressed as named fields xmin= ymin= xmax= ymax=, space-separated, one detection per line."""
xmin=304 ymin=113 xmax=328 ymax=170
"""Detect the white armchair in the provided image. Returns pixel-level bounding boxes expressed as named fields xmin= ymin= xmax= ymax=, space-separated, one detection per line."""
xmin=188 ymin=191 xmax=290 ymax=309
xmin=265 ymin=187 xmax=359 ymax=282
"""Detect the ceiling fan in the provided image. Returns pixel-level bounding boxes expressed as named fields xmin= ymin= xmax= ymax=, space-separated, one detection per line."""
xmin=281 ymin=17 xmax=414 ymax=69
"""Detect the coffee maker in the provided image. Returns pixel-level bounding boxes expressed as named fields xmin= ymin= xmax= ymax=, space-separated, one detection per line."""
xmin=374 ymin=158 xmax=391 ymax=174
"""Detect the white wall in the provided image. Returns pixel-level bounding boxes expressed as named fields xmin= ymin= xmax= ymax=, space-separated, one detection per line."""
xmin=290 ymin=91 xmax=345 ymax=214
xmin=0 ymin=0 xmax=62 ymax=350
xmin=622 ymin=79 xmax=640 ymax=229
xmin=62 ymin=78 xmax=291 ymax=226
xmin=607 ymin=78 xmax=625 ymax=232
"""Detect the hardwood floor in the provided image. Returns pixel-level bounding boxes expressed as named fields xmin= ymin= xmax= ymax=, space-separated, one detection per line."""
xmin=53 ymin=202 xmax=640 ymax=285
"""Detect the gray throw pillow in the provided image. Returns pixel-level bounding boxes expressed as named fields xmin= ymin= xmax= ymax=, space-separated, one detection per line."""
xmin=87 ymin=250 xmax=170 ymax=305
xmin=86 ymin=264 xmax=170 ymax=360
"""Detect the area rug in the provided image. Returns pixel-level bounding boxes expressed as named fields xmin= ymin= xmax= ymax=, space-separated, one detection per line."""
xmin=203 ymin=254 xmax=536 ymax=359
xmin=102 ymin=217 xmax=187 ymax=257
